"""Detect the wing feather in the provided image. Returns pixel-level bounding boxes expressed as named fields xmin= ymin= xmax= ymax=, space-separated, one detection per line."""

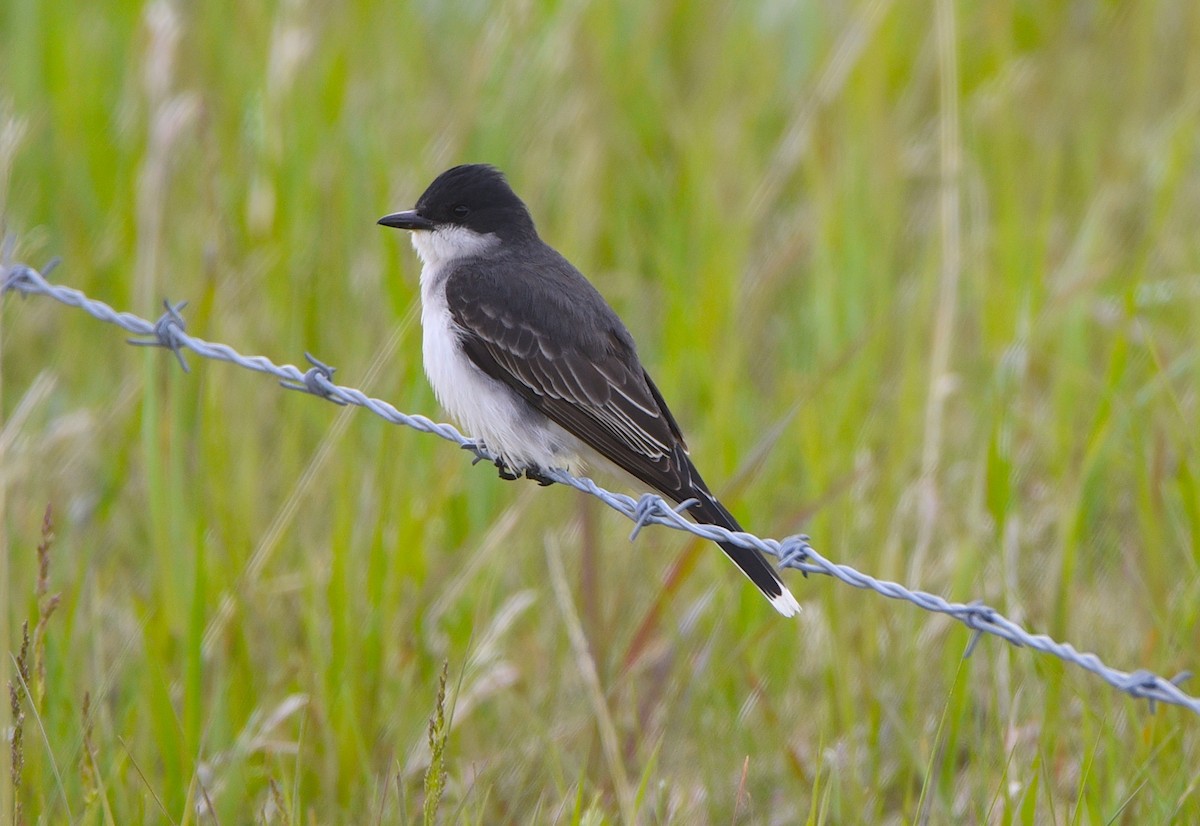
xmin=442 ymin=254 xmax=796 ymax=612
xmin=444 ymin=261 xmax=693 ymax=496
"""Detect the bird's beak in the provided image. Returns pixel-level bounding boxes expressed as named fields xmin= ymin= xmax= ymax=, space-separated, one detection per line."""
xmin=377 ymin=210 xmax=435 ymax=231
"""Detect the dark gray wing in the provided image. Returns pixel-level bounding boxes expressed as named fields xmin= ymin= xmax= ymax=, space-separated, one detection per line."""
xmin=444 ymin=247 xmax=795 ymax=610
xmin=443 ymin=248 xmax=700 ymax=498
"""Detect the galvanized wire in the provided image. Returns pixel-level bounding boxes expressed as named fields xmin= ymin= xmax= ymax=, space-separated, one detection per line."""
xmin=4 ymin=253 xmax=1198 ymax=716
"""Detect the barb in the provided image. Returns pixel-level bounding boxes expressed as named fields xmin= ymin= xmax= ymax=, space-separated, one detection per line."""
xmin=127 ymin=298 xmax=191 ymax=372
xmin=4 ymin=253 xmax=1199 ymax=717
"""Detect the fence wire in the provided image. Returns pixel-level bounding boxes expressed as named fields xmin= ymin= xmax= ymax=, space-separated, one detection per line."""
xmin=3 ymin=252 xmax=1198 ymax=717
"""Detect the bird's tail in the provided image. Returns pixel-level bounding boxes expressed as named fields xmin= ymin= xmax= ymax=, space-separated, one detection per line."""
xmin=684 ymin=490 xmax=801 ymax=618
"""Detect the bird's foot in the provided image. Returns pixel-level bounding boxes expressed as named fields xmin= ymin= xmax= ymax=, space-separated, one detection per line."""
xmin=460 ymin=441 xmax=522 ymax=480
xmin=494 ymin=459 xmax=522 ymax=481
xmin=460 ymin=442 xmax=556 ymax=486
xmin=524 ymin=467 xmax=556 ymax=487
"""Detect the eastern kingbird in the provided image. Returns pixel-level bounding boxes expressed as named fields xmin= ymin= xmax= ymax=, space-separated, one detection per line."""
xmin=379 ymin=164 xmax=799 ymax=616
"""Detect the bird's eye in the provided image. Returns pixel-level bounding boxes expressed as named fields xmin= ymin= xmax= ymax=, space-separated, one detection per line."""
xmin=451 ymin=204 xmax=470 ymax=218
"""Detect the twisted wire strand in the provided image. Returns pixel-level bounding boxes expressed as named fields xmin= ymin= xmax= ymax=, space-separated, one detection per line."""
xmin=3 ymin=253 xmax=1197 ymax=716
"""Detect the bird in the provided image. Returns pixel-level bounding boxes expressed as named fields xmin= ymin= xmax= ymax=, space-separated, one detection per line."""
xmin=379 ymin=164 xmax=799 ymax=616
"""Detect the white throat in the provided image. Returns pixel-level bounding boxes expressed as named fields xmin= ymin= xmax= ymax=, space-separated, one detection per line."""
xmin=410 ymin=225 xmax=498 ymax=273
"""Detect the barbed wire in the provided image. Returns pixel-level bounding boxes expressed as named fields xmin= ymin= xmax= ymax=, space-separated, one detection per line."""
xmin=3 ymin=251 xmax=1198 ymax=717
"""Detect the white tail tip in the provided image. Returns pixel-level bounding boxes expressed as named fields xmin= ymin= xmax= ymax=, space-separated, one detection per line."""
xmin=770 ymin=587 xmax=802 ymax=617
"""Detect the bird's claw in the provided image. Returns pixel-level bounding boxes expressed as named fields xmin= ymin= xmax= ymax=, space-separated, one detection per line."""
xmin=459 ymin=441 xmax=554 ymax=486
xmin=524 ymin=468 xmax=556 ymax=487
xmin=495 ymin=460 xmax=521 ymax=481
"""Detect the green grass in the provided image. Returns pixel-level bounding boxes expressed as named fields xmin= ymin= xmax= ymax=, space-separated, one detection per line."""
xmin=3 ymin=0 xmax=1199 ymax=821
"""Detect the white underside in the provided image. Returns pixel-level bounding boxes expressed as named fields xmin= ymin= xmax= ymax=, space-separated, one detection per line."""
xmin=413 ymin=226 xmax=582 ymax=471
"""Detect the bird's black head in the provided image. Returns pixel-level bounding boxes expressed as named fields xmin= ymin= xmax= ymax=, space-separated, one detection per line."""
xmin=378 ymin=164 xmax=536 ymax=241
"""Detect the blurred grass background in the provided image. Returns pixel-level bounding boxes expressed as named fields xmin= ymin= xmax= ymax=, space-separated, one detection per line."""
xmin=2 ymin=0 xmax=1199 ymax=821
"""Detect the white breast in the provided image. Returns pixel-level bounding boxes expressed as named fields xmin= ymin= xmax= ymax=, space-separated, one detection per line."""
xmin=414 ymin=228 xmax=580 ymax=471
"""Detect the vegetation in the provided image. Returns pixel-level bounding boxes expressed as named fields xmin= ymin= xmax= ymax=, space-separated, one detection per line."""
xmin=2 ymin=0 xmax=1198 ymax=821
